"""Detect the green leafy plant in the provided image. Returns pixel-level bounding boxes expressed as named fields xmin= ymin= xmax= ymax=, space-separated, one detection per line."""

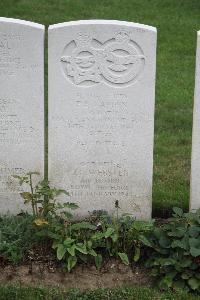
xmin=42 ymin=205 xmax=132 ymax=271
xmin=48 ymin=217 xmax=130 ymax=271
xmin=0 ymin=214 xmax=37 ymax=264
xmin=145 ymin=207 xmax=200 ymax=292
xmin=13 ymin=172 xmax=78 ymax=224
xmin=89 ymin=204 xmax=154 ymax=267
xmin=11 ymin=173 xmax=153 ymax=272
xmin=125 ymin=218 xmax=155 ymax=262
xmin=90 ymin=213 xmax=129 ymax=267
xmin=41 ymin=218 xmax=101 ymax=271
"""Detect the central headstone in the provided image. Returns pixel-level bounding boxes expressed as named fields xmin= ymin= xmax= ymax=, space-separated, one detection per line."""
xmin=49 ymin=20 xmax=157 ymax=219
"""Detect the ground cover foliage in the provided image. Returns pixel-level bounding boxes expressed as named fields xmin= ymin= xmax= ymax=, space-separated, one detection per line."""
xmin=0 ymin=173 xmax=200 ymax=294
xmin=1 ymin=207 xmax=199 ymax=293
xmin=0 ymin=214 xmax=37 ymax=264
xmin=0 ymin=0 xmax=200 ymax=214
xmin=145 ymin=207 xmax=200 ymax=292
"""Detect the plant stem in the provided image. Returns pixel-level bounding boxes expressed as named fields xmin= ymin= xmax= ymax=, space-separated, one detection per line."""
xmin=30 ymin=174 xmax=36 ymax=217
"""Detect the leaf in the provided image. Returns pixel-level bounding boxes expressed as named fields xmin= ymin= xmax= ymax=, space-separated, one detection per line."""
xmin=87 ymin=241 xmax=92 ymax=249
xmin=196 ymin=273 xmax=200 ymax=280
xmin=153 ymin=227 xmax=164 ymax=239
xmin=95 ymin=254 xmax=103 ymax=270
xmin=78 ymin=253 xmax=88 ymax=263
xmin=48 ymin=232 xmax=60 ymax=240
xmin=160 ymin=275 xmax=173 ymax=288
xmin=57 ymin=244 xmax=66 ymax=260
xmin=151 ymin=268 xmax=159 ymax=276
xmin=62 ymin=211 xmax=73 ymax=219
xmin=190 ymin=247 xmax=200 ymax=257
xmin=20 ymin=192 xmax=32 ymax=203
xmin=88 ymin=249 xmax=97 ymax=257
xmin=63 ymin=202 xmax=79 ymax=210
xmin=118 ymin=252 xmax=129 ymax=265
xmin=188 ymin=278 xmax=200 ymax=290
xmin=67 ymin=256 xmax=77 ymax=272
xmin=56 ymin=203 xmax=65 ymax=209
xmin=180 ymin=259 xmax=192 ymax=268
xmin=181 ymin=272 xmax=192 ymax=280
xmin=63 ymin=238 xmax=75 ymax=247
xmin=159 ymin=236 xmax=170 ymax=248
xmin=133 ymin=246 xmax=140 ymax=262
xmin=172 ymin=207 xmax=183 ymax=217
xmin=70 ymin=222 xmax=96 ymax=231
xmin=138 ymin=235 xmax=153 ymax=247
xmin=189 ymin=238 xmax=200 ymax=248
xmin=167 ymin=227 xmax=186 ymax=238
xmin=52 ymin=240 xmax=59 ymax=249
xmin=34 ymin=218 xmax=49 ymax=226
xmin=171 ymin=239 xmax=188 ymax=250
xmin=12 ymin=175 xmax=22 ymax=179
xmin=91 ymin=232 xmax=104 ymax=241
xmin=35 ymin=229 xmax=48 ymax=237
xmin=55 ymin=189 xmax=70 ymax=196
xmin=160 ymin=258 xmax=176 ymax=266
xmin=75 ymin=243 xmax=88 ymax=254
xmin=111 ymin=233 xmax=118 ymax=243
xmin=105 ymin=227 xmax=115 ymax=238
xmin=172 ymin=280 xmax=186 ymax=290
xmin=19 ymin=179 xmax=26 ymax=186
xmin=132 ymin=221 xmax=154 ymax=232
xmin=67 ymin=245 xmax=76 ymax=256
xmin=167 ymin=271 xmax=177 ymax=279
xmin=188 ymin=226 xmax=200 ymax=238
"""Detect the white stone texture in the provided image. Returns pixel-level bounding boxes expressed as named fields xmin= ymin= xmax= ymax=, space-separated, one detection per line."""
xmin=0 ymin=18 xmax=44 ymax=214
xmin=49 ymin=20 xmax=157 ymax=219
xmin=190 ymin=31 xmax=200 ymax=211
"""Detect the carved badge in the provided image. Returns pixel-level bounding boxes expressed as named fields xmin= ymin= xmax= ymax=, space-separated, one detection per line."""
xmin=61 ymin=30 xmax=145 ymax=87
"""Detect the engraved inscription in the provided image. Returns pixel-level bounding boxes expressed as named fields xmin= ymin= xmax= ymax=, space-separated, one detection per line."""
xmin=0 ymin=166 xmax=24 ymax=193
xmin=0 ymin=33 xmax=24 ymax=76
xmin=61 ymin=30 xmax=145 ymax=87
xmin=0 ymin=97 xmax=35 ymax=145
xmin=67 ymin=161 xmax=142 ymax=213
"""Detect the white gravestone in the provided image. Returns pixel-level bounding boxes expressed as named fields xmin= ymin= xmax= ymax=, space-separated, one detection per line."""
xmin=0 ymin=18 xmax=44 ymax=214
xmin=190 ymin=31 xmax=200 ymax=211
xmin=49 ymin=20 xmax=157 ymax=219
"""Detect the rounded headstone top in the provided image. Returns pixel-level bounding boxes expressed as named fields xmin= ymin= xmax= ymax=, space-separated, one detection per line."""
xmin=48 ymin=19 xmax=156 ymax=33
xmin=0 ymin=17 xmax=44 ymax=30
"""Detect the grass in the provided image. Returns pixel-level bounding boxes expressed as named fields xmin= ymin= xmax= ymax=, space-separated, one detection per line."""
xmin=0 ymin=0 xmax=200 ymax=215
xmin=0 ymin=285 xmax=199 ymax=300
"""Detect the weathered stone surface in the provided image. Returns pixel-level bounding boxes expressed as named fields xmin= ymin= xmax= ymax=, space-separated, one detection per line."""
xmin=0 ymin=18 xmax=44 ymax=214
xmin=49 ymin=20 xmax=157 ymax=219
xmin=190 ymin=31 xmax=200 ymax=211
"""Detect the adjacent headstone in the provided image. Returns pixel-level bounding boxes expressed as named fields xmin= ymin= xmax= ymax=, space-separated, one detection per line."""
xmin=49 ymin=20 xmax=157 ymax=219
xmin=0 ymin=18 xmax=44 ymax=214
xmin=190 ymin=31 xmax=200 ymax=211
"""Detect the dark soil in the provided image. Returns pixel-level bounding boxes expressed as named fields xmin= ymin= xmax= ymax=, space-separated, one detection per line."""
xmin=0 ymin=259 xmax=152 ymax=289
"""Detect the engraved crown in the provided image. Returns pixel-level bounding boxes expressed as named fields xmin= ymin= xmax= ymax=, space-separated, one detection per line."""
xmin=115 ymin=30 xmax=130 ymax=43
xmin=76 ymin=33 xmax=92 ymax=47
